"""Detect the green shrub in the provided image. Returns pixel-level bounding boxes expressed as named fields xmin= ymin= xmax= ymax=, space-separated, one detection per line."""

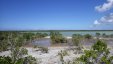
xmin=58 ymin=50 xmax=68 ymax=56
xmin=0 ymin=56 xmax=12 ymax=64
xmin=84 ymin=34 xmax=92 ymax=39
xmin=38 ymin=47 xmax=48 ymax=53
xmin=78 ymin=40 xmax=113 ymax=64
xmin=58 ymin=50 xmax=69 ymax=64
xmin=24 ymin=55 xmax=37 ymax=64
xmin=50 ymin=32 xmax=67 ymax=44
xmin=33 ymin=45 xmax=38 ymax=48
xmin=0 ymin=56 xmax=37 ymax=64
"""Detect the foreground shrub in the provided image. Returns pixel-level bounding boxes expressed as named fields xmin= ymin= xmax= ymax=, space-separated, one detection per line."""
xmin=38 ymin=46 xmax=48 ymax=53
xmin=0 ymin=56 xmax=37 ymax=64
xmin=78 ymin=40 xmax=113 ymax=64
xmin=58 ymin=50 xmax=69 ymax=64
xmin=0 ymin=56 xmax=12 ymax=64
xmin=58 ymin=50 xmax=68 ymax=57
xmin=24 ymin=55 xmax=37 ymax=64
xmin=33 ymin=45 xmax=38 ymax=48
xmin=72 ymin=34 xmax=83 ymax=54
xmin=0 ymin=32 xmax=38 ymax=64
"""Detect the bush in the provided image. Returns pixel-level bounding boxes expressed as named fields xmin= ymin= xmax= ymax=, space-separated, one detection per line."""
xmin=84 ymin=34 xmax=92 ymax=39
xmin=0 ymin=56 xmax=37 ymax=64
xmin=24 ymin=55 xmax=37 ymax=64
xmin=58 ymin=50 xmax=68 ymax=56
xmin=33 ymin=45 xmax=38 ymax=48
xmin=38 ymin=47 xmax=48 ymax=53
xmin=58 ymin=50 xmax=69 ymax=64
xmin=50 ymin=32 xmax=67 ymax=44
xmin=78 ymin=40 xmax=113 ymax=64
xmin=0 ymin=56 xmax=12 ymax=64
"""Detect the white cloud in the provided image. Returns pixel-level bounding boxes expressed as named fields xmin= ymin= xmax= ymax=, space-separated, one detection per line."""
xmin=94 ymin=13 xmax=113 ymax=25
xmin=95 ymin=0 xmax=113 ymax=12
xmin=94 ymin=20 xmax=100 ymax=25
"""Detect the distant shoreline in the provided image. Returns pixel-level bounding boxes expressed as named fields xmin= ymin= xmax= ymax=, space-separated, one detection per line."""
xmin=0 ymin=30 xmax=113 ymax=32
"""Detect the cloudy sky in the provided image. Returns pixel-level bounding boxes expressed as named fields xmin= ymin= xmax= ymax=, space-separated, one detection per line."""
xmin=0 ymin=0 xmax=113 ymax=30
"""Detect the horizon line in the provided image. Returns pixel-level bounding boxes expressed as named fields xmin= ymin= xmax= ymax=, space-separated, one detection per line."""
xmin=0 ymin=29 xmax=113 ymax=32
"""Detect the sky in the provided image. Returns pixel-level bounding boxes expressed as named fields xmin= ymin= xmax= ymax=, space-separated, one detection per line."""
xmin=0 ymin=0 xmax=113 ymax=30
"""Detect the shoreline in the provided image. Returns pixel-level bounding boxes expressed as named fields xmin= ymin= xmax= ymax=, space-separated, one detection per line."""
xmin=24 ymin=36 xmax=113 ymax=48
xmin=44 ymin=36 xmax=72 ymax=39
xmin=44 ymin=36 xmax=113 ymax=40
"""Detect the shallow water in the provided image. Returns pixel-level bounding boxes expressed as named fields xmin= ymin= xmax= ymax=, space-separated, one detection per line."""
xmin=31 ymin=30 xmax=113 ymax=37
xmin=61 ymin=31 xmax=113 ymax=37
xmin=32 ymin=38 xmax=51 ymax=47
xmin=32 ymin=38 xmax=113 ymax=47
xmin=31 ymin=30 xmax=113 ymax=47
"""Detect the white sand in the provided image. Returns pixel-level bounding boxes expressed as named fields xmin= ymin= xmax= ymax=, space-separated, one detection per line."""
xmin=66 ymin=37 xmax=72 ymax=39
xmin=44 ymin=36 xmax=50 ymax=38
xmin=0 ymin=47 xmax=81 ymax=64
xmin=1 ymin=46 xmax=112 ymax=64
xmin=0 ymin=51 xmax=11 ymax=57
xmin=44 ymin=36 xmax=72 ymax=39
xmin=27 ymin=47 xmax=81 ymax=64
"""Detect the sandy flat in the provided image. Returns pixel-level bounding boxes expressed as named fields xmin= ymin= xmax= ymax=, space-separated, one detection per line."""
xmin=0 ymin=46 xmax=82 ymax=64
xmin=0 ymin=46 xmax=113 ymax=64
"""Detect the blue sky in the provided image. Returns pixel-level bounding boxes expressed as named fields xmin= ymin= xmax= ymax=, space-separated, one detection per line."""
xmin=0 ymin=0 xmax=113 ymax=30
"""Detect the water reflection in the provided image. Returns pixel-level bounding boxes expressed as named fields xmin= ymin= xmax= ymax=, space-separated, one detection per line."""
xmin=32 ymin=38 xmax=51 ymax=47
xmin=32 ymin=38 xmax=113 ymax=47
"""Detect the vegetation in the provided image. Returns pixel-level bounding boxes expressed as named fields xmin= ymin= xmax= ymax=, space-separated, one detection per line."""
xmin=0 ymin=32 xmax=10 ymax=51
xmin=58 ymin=50 xmax=68 ymax=64
xmin=35 ymin=32 xmax=48 ymax=39
xmin=38 ymin=46 xmax=48 ymax=53
xmin=72 ymin=34 xmax=83 ymax=54
xmin=102 ymin=33 xmax=113 ymax=38
xmin=72 ymin=34 xmax=82 ymax=46
xmin=33 ymin=45 xmax=38 ymax=48
xmin=96 ymin=32 xmax=101 ymax=39
xmin=110 ymin=34 xmax=113 ymax=38
xmin=0 ymin=31 xmax=113 ymax=64
xmin=50 ymin=32 xmax=67 ymax=44
xmin=84 ymin=34 xmax=92 ymax=40
xmin=0 ymin=32 xmax=48 ymax=51
xmin=0 ymin=32 xmax=38 ymax=64
xmin=78 ymin=40 xmax=113 ymax=64
xmin=0 ymin=55 xmax=37 ymax=64
xmin=58 ymin=50 xmax=68 ymax=57
xmin=102 ymin=33 xmax=106 ymax=38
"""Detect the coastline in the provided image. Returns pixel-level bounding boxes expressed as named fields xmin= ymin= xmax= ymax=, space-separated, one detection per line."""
xmin=44 ymin=36 xmax=72 ymax=39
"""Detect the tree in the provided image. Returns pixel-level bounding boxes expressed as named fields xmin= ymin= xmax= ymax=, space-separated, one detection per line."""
xmin=35 ymin=32 xmax=48 ymax=39
xmin=96 ymin=33 xmax=101 ymax=39
xmin=102 ymin=33 xmax=106 ymax=38
xmin=84 ymin=34 xmax=92 ymax=40
xmin=72 ymin=34 xmax=81 ymax=46
xmin=23 ymin=33 xmax=34 ymax=41
xmin=50 ymin=32 xmax=67 ymax=44
xmin=72 ymin=34 xmax=83 ymax=54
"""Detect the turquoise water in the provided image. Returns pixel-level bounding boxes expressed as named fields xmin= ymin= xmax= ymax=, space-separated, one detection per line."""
xmin=32 ymin=30 xmax=113 ymax=37
xmin=61 ymin=31 xmax=113 ymax=37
